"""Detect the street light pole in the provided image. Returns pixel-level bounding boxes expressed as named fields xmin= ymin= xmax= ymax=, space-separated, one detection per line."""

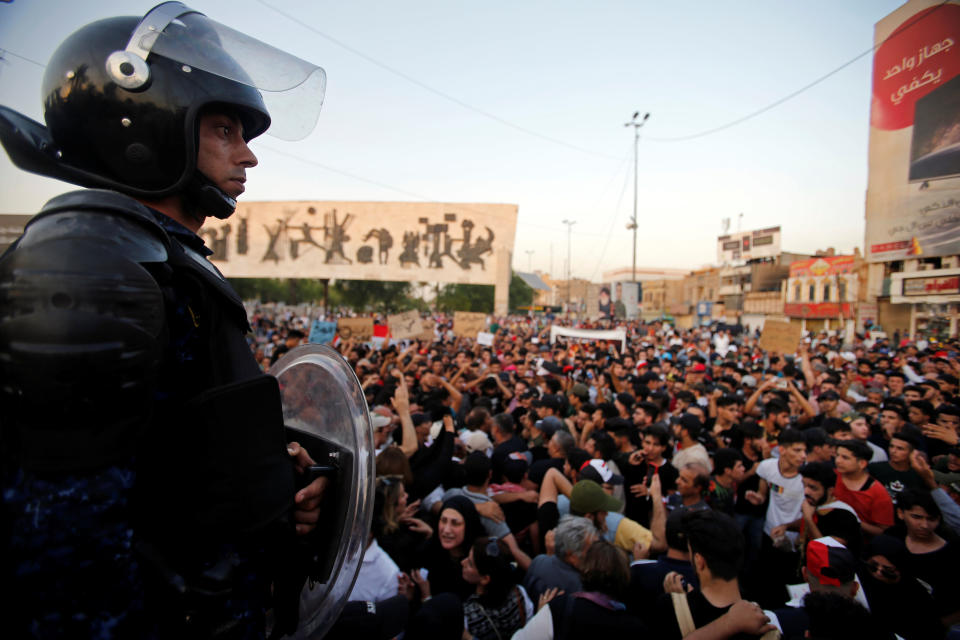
xmin=624 ymin=112 xmax=650 ymax=284
xmin=562 ymin=219 xmax=576 ymax=314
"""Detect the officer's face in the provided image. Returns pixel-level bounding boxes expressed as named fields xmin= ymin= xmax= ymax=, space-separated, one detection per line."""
xmin=196 ymin=111 xmax=258 ymax=199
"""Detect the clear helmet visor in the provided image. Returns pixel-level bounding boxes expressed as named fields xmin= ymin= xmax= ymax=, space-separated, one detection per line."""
xmin=135 ymin=2 xmax=325 ymax=140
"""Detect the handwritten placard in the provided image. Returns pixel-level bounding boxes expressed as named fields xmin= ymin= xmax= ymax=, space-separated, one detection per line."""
xmin=454 ymin=311 xmax=487 ymax=337
xmin=418 ymin=319 xmax=436 ymax=342
xmin=477 ymin=331 xmax=495 ymax=346
xmin=308 ymin=320 xmax=337 ymax=345
xmin=388 ymin=310 xmax=423 ymax=340
xmin=337 ymin=317 xmax=374 ymax=341
xmin=759 ymin=319 xmax=802 ymax=355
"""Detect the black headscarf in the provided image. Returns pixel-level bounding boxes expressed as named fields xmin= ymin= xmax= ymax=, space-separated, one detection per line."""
xmin=438 ymin=496 xmax=483 ymax=557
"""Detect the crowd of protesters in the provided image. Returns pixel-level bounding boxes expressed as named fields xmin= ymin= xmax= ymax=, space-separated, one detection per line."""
xmin=248 ymin=306 xmax=960 ymax=640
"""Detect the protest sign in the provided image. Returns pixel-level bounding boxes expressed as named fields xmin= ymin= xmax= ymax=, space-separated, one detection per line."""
xmin=388 ymin=310 xmax=423 ymax=340
xmin=759 ymin=319 xmax=802 ymax=355
xmin=337 ymin=317 xmax=374 ymax=341
xmin=453 ymin=311 xmax=487 ymax=337
xmin=308 ymin=319 xmax=336 ymax=344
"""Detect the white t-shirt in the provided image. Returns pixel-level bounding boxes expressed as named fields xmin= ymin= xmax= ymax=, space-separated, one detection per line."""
xmin=349 ymin=539 xmax=400 ymax=603
xmin=756 ymin=458 xmax=805 ymax=540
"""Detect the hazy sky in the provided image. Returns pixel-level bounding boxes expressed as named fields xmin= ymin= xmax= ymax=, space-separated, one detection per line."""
xmin=0 ymin=0 xmax=905 ymax=279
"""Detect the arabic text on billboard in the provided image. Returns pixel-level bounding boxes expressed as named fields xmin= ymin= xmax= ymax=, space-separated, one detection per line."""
xmin=865 ymin=0 xmax=960 ymax=262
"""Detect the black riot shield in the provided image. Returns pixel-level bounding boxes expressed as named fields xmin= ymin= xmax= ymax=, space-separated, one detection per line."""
xmin=269 ymin=344 xmax=375 ymax=639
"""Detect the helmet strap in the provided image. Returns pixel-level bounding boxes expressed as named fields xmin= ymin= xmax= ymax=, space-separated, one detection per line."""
xmin=182 ymin=170 xmax=237 ymax=222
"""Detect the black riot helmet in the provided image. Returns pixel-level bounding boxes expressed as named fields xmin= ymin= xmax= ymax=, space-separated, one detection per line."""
xmin=0 ymin=2 xmax=325 ymax=217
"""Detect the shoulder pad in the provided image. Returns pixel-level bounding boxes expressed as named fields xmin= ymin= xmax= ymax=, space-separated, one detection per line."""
xmin=17 ymin=189 xmax=169 ymax=262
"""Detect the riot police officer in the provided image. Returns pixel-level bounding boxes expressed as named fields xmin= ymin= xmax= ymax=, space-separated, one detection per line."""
xmin=0 ymin=3 xmax=333 ymax=637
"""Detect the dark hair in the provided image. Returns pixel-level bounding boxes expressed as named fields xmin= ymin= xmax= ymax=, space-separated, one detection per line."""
xmin=778 ymin=428 xmax=806 ymax=447
xmin=836 ymin=439 xmax=871 ymax=462
xmin=937 ymin=403 xmax=960 ymax=420
xmin=716 ymin=395 xmax=740 ymax=409
xmin=713 ymin=448 xmax=742 ymax=475
xmin=682 ymin=510 xmax=744 ymax=580
xmin=665 ymin=510 xmax=688 ymax=551
xmin=853 ymin=401 xmax=879 ymax=413
xmin=588 ymin=431 xmax=617 ymax=461
xmin=896 ymin=488 xmax=941 ymax=521
xmin=764 ymin=400 xmax=790 ymax=417
xmin=679 ymin=414 xmax=702 ymax=440
xmin=804 ymin=591 xmax=876 ymax=640
xmin=890 ymin=430 xmax=919 ymax=451
xmin=464 ymin=451 xmax=492 ymax=486
xmin=567 ymin=448 xmax=591 ymax=474
xmin=471 ymin=537 xmax=517 ymax=607
xmin=643 ymin=424 xmax=671 ymax=447
xmin=465 ymin=407 xmax=491 ymax=431
xmin=909 ymin=400 xmax=935 ymax=420
xmin=823 ymin=418 xmax=851 ymax=437
xmin=881 ymin=404 xmax=906 ymax=420
xmin=800 ymin=461 xmax=836 ymax=489
xmin=493 ymin=412 xmax=515 ymax=436
xmin=579 ymin=540 xmax=630 ymax=600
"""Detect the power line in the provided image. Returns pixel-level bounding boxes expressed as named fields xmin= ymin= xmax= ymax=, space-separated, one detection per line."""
xmin=0 ymin=48 xmax=45 ymax=67
xmin=260 ymin=142 xmax=614 ymax=237
xmin=646 ymin=1 xmax=949 ymax=142
xmin=256 ymin=0 xmax=621 ymax=161
xmin=588 ymin=150 xmax=634 ymax=282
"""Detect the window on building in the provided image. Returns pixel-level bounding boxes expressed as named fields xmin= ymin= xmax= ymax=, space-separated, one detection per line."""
xmin=823 ymin=284 xmax=830 ymax=301
xmin=794 ymin=284 xmax=801 ymax=301
xmin=808 ymin=284 xmax=815 ymax=301
xmin=838 ymin=280 xmax=847 ymax=301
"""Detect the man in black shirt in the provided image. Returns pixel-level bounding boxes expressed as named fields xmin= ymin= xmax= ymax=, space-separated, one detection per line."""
xmin=653 ymin=510 xmax=767 ymax=639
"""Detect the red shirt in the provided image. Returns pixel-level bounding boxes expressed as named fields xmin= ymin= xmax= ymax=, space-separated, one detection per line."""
xmin=833 ymin=470 xmax=894 ymax=529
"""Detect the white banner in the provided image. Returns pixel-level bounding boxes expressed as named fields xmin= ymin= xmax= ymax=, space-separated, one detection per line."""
xmin=549 ymin=326 xmax=627 ymax=350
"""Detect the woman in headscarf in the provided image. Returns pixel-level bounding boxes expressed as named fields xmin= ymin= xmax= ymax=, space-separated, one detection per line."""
xmin=417 ymin=496 xmax=484 ymax=601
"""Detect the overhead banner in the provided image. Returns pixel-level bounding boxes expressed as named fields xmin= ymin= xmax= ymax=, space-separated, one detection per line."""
xmin=866 ymin=0 xmax=960 ymax=262
xmin=199 ymin=200 xmax=518 ymax=285
xmin=549 ymin=326 xmax=627 ymax=350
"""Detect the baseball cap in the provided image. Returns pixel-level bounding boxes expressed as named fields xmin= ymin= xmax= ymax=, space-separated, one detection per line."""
xmin=691 ymin=363 xmax=707 ymax=373
xmin=462 ymin=430 xmax=493 ymax=454
xmin=580 ymin=459 xmax=624 ymax=485
xmin=371 ymin=414 xmax=392 ymax=429
xmin=536 ymin=415 xmax=565 ymax=438
xmin=806 ymin=537 xmax=856 ymax=586
xmin=570 ymin=383 xmax=589 ymax=400
xmin=569 ymin=479 xmax=623 ymax=515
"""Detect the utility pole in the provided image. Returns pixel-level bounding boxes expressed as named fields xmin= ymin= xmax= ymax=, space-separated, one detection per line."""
xmin=525 ymin=250 xmax=534 ymax=271
xmin=562 ymin=219 xmax=576 ymax=314
xmin=625 ymin=112 xmax=650 ymax=284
